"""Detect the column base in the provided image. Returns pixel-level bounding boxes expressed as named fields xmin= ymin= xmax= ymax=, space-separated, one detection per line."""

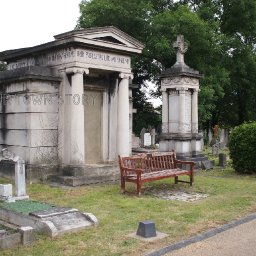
xmin=159 ymin=133 xmax=203 ymax=157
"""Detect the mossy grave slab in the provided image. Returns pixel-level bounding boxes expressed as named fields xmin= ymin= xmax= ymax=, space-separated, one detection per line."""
xmin=0 ymin=200 xmax=97 ymax=237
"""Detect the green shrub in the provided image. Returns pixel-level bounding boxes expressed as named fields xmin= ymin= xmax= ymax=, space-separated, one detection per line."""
xmin=229 ymin=122 xmax=256 ymax=173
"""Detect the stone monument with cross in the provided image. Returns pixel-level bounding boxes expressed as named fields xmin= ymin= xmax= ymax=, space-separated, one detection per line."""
xmin=159 ymin=35 xmax=204 ymax=159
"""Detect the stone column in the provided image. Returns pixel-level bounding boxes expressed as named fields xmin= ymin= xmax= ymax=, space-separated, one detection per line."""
xmin=66 ymin=67 xmax=89 ymax=165
xmin=162 ymin=89 xmax=169 ymax=133
xmin=117 ymin=73 xmax=132 ymax=157
xmin=58 ymin=69 xmax=69 ymax=164
xmin=178 ymin=88 xmax=186 ymax=133
xmin=192 ymin=89 xmax=199 ymax=133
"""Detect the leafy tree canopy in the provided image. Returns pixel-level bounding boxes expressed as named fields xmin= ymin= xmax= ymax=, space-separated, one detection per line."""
xmin=77 ymin=0 xmax=256 ymax=132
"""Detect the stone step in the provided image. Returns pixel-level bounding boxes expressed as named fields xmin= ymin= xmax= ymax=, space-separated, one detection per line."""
xmin=62 ymin=163 xmax=119 ymax=177
xmin=53 ymin=175 xmax=119 ymax=187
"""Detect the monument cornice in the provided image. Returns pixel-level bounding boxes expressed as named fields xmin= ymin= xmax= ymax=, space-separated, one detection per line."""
xmin=161 ymin=76 xmax=200 ymax=91
xmin=0 ymin=26 xmax=144 ymax=63
xmin=0 ymin=66 xmax=61 ymax=84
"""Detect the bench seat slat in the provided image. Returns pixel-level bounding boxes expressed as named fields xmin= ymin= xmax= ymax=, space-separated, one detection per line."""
xmin=125 ymin=169 xmax=189 ymax=181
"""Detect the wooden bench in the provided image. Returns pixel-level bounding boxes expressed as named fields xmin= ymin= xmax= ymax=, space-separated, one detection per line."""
xmin=118 ymin=151 xmax=195 ymax=196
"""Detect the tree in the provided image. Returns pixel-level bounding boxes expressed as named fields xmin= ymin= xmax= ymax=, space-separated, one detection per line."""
xmin=219 ymin=0 xmax=256 ymax=126
xmin=77 ymin=0 xmax=256 ymax=133
xmin=183 ymin=0 xmax=256 ymax=128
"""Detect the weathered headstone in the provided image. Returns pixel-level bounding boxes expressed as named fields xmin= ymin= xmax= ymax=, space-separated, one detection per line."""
xmin=15 ymin=159 xmax=27 ymax=198
xmin=132 ymin=134 xmax=140 ymax=148
xmin=219 ymin=153 xmax=227 ymax=167
xmin=150 ymin=129 xmax=156 ymax=145
xmin=140 ymin=128 xmax=146 ymax=147
xmin=202 ymin=160 xmax=214 ymax=170
xmin=212 ymin=143 xmax=219 ymax=155
xmin=144 ymin=133 xmax=151 ymax=147
xmin=0 ymin=149 xmax=28 ymax=200
xmin=0 ymin=184 xmax=12 ymax=200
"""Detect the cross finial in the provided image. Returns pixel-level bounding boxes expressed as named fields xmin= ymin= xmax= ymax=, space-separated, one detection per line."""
xmin=173 ymin=35 xmax=188 ymax=64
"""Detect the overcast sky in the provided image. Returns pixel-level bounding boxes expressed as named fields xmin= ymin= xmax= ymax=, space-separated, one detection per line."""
xmin=0 ymin=0 xmax=81 ymax=52
xmin=0 ymin=0 xmax=161 ymax=106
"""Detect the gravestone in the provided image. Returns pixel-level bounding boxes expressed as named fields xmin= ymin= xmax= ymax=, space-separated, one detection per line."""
xmin=140 ymin=128 xmax=146 ymax=147
xmin=212 ymin=143 xmax=219 ymax=155
xmin=150 ymin=129 xmax=156 ymax=145
xmin=132 ymin=134 xmax=140 ymax=148
xmin=0 ymin=149 xmax=28 ymax=200
xmin=202 ymin=160 xmax=214 ymax=170
xmin=0 ymin=184 xmax=12 ymax=201
xmin=219 ymin=153 xmax=227 ymax=167
xmin=144 ymin=133 xmax=151 ymax=147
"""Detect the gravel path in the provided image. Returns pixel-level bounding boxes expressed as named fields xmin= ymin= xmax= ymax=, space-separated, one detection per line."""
xmin=146 ymin=214 xmax=256 ymax=256
xmin=166 ymin=218 xmax=256 ymax=256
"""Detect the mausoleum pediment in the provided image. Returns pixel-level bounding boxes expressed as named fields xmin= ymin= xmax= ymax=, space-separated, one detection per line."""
xmin=54 ymin=26 xmax=144 ymax=53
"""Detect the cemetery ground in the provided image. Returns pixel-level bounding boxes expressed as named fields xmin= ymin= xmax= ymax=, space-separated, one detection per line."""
xmin=2 ymin=157 xmax=256 ymax=255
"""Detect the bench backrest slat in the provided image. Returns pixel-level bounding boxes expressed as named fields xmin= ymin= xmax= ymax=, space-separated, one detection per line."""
xmin=119 ymin=151 xmax=177 ymax=175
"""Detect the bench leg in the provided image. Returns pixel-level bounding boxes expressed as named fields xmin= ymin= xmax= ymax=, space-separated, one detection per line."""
xmin=175 ymin=176 xmax=178 ymax=184
xmin=190 ymin=174 xmax=193 ymax=186
xmin=136 ymin=182 xmax=142 ymax=196
xmin=121 ymin=178 xmax=125 ymax=194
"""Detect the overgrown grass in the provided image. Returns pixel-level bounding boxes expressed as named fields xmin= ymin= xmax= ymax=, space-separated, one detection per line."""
xmin=2 ymin=168 xmax=256 ymax=255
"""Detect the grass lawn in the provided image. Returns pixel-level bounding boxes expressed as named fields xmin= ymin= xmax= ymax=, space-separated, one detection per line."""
xmin=2 ymin=167 xmax=256 ymax=256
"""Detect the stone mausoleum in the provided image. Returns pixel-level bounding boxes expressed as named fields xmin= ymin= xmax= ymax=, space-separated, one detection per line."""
xmin=0 ymin=26 xmax=144 ymax=183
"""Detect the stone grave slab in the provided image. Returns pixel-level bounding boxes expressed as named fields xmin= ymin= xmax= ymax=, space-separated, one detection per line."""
xmin=29 ymin=207 xmax=77 ymax=218
xmin=30 ymin=207 xmax=95 ymax=236
xmin=0 ymin=201 xmax=97 ymax=237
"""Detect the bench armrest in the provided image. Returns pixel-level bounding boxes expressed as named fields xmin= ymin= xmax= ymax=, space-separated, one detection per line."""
xmin=176 ymin=160 xmax=195 ymax=166
xmin=176 ymin=160 xmax=195 ymax=172
xmin=121 ymin=167 xmax=143 ymax=175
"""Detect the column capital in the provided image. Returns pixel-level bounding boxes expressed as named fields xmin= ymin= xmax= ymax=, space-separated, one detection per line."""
xmin=119 ymin=72 xmax=133 ymax=80
xmin=66 ymin=67 xmax=89 ymax=75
